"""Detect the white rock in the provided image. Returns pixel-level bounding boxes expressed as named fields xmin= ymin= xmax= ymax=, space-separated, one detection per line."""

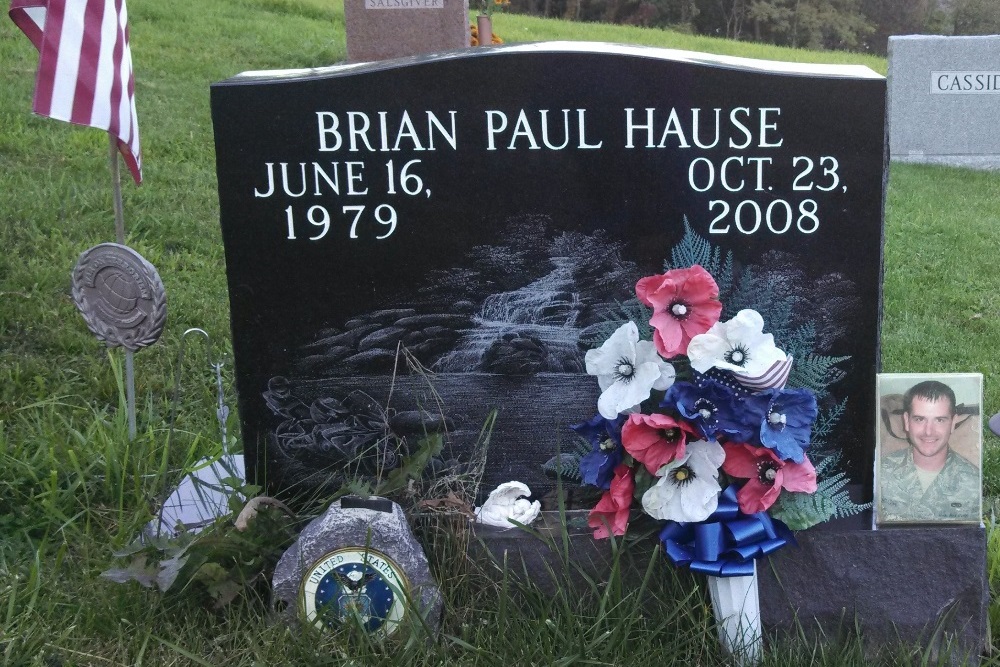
xmin=475 ymin=481 xmax=541 ymax=529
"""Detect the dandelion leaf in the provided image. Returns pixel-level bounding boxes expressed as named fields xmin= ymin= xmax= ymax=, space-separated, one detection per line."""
xmin=377 ymin=432 xmax=444 ymax=496
xmin=100 ymin=555 xmax=160 ymax=589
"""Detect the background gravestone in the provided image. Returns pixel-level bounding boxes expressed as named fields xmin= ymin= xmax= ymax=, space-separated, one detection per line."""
xmin=344 ymin=0 xmax=469 ymax=63
xmin=210 ymin=43 xmax=887 ymax=502
xmin=889 ymin=35 xmax=1000 ymax=170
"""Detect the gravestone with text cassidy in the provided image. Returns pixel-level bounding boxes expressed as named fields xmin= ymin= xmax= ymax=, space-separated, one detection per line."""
xmin=211 ymin=43 xmax=886 ymax=501
xmin=889 ymin=35 xmax=1000 ymax=170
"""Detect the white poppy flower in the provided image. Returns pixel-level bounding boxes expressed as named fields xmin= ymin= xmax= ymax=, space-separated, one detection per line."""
xmin=585 ymin=322 xmax=676 ymax=419
xmin=641 ymin=439 xmax=725 ymax=523
xmin=475 ymin=481 xmax=541 ymax=529
xmin=686 ymin=309 xmax=786 ymax=378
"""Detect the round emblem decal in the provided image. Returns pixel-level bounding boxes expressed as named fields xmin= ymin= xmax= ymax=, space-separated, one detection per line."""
xmin=71 ymin=243 xmax=167 ymax=351
xmin=299 ymin=547 xmax=408 ymax=636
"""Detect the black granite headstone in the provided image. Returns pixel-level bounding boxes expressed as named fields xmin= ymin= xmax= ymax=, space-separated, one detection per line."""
xmin=211 ymin=43 xmax=886 ymax=499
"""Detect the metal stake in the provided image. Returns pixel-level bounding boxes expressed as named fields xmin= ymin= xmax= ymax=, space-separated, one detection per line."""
xmin=109 ymin=136 xmax=136 ymax=440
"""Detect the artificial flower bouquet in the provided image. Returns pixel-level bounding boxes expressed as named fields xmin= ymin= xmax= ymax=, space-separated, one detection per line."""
xmin=574 ymin=263 xmax=839 ymax=577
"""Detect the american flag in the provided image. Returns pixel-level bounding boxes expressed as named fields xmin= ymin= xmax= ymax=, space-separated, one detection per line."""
xmin=736 ymin=356 xmax=794 ymax=392
xmin=9 ymin=0 xmax=143 ymax=185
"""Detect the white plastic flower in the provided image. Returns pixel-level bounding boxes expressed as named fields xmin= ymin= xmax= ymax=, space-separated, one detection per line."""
xmin=475 ymin=481 xmax=541 ymax=529
xmin=641 ymin=439 xmax=724 ymax=522
xmin=585 ymin=322 xmax=676 ymax=419
xmin=686 ymin=309 xmax=786 ymax=378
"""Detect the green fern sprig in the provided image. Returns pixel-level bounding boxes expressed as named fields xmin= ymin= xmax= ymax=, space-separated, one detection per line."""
xmin=542 ymin=437 xmax=593 ymax=482
xmin=771 ymin=466 xmax=870 ymax=530
xmin=581 ymin=298 xmax=653 ymax=346
xmin=809 ymin=399 xmax=847 ymax=451
xmin=787 ymin=353 xmax=849 ymax=399
xmin=782 ymin=323 xmax=817 ymax=358
xmin=665 ymin=217 xmax=734 ymax=294
xmin=724 ymin=267 xmax=799 ymax=341
xmin=771 ymin=452 xmax=870 ymax=529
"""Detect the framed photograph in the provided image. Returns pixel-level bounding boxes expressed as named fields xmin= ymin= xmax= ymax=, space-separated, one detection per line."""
xmin=875 ymin=373 xmax=983 ymax=525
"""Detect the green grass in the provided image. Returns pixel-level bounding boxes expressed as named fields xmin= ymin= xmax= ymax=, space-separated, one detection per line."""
xmin=2 ymin=0 xmax=999 ymax=663
xmin=498 ymin=12 xmax=886 ymax=74
xmin=882 ymin=165 xmax=1000 ymax=377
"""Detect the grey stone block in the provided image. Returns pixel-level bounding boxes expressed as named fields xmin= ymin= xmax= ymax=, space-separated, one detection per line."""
xmin=758 ymin=512 xmax=989 ymax=665
xmin=272 ymin=498 xmax=442 ymax=634
xmin=474 ymin=510 xmax=989 ymax=663
xmin=471 ymin=511 xmax=615 ymax=595
xmin=889 ymin=35 xmax=1000 ymax=168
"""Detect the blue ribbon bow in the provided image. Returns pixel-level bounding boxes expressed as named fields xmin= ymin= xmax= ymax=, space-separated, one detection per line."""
xmin=658 ymin=484 xmax=795 ymax=577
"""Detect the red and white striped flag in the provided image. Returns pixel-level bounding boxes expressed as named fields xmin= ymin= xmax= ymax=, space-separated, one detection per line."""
xmin=9 ymin=0 xmax=142 ymax=184
xmin=735 ymin=356 xmax=794 ymax=392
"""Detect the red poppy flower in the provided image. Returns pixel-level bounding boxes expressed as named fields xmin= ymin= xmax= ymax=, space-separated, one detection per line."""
xmin=636 ymin=265 xmax=723 ymax=359
xmin=621 ymin=413 xmax=701 ymax=475
xmin=587 ymin=464 xmax=635 ymax=539
xmin=721 ymin=443 xmax=817 ymax=514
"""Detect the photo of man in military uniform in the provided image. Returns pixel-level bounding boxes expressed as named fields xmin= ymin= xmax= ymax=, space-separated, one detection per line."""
xmin=878 ymin=378 xmax=981 ymax=523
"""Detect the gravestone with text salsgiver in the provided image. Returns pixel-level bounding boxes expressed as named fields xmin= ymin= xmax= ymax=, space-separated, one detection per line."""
xmin=211 ymin=43 xmax=886 ymax=502
xmin=343 ymin=0 xmax=468 ymax=63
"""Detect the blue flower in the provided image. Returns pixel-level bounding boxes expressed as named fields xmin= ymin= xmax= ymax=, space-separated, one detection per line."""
xmin=662 ymin=380 xmax=758 ymax=442
xmin=572 ymin=414 xmax=624 ymax=490
xmin=743 ymin=387 xmax=818 ymax=462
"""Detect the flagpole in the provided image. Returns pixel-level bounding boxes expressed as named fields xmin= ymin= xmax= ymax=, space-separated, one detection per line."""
xmin=109 ymin=136 xmax=137 ymax=440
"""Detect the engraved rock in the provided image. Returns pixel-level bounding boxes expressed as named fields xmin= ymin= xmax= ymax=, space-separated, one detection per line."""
xmin=357 ymin=326 xmax=408 ymax=352
xmin=305 ymin=324 xmax=381 ymax=350
xmin=481 ymin=334 xmax=549 ymax=374
xmin=347 ymin=309 xmax=416 ymax=328
xmin=340 ymin=349 xmax=398 ymax=372
xmin=393 ymin=314 xmax=470 ymax=328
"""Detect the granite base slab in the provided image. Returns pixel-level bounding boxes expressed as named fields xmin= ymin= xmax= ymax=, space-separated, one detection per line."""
xmin=892 ymin=154 xmax=1000 ymax=171
xmin=758 ymin=512 xmax=988 ymax=665
xmin=473 ymin=511 xmax=989 ymax=664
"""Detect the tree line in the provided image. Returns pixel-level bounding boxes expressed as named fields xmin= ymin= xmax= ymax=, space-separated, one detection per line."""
xmin=510 ymin=0 xmax=1000 ymax=54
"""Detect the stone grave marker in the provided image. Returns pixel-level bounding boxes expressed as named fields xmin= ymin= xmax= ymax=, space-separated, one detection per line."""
xmin=889 ymin=35 xmax=1000 ymax=170
xmin=343 ymin=0 xmax=468 ymax=63
xmin=211 ymin=43 xmax=993 ymax=659
xmin=211 ymin=43 xmax=887 ymax=503
xmin=272 ymin=497 xmax=441 ymax=634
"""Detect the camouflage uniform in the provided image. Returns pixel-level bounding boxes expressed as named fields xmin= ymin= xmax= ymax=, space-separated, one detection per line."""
xmin=879 ymin=448 xmax=981 ymax=522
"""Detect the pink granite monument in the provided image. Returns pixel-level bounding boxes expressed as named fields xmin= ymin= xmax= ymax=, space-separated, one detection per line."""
xmin=345 ymin=0 xmax=469 ymax=62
